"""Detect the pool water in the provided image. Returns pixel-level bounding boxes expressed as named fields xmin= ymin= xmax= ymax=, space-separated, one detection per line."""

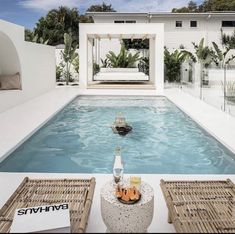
xmin=0 ymin=96 xmax=235 ymax=174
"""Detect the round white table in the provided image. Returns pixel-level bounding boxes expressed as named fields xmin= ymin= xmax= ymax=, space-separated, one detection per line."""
xmin=100 ymin=180 xmax=154 ymax=233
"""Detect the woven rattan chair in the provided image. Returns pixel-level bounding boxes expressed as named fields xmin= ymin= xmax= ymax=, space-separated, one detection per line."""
xmin=0 ymin=177 xmax=96 ymax=233
xmin=160 ymin=179 xmax=235 ymax=233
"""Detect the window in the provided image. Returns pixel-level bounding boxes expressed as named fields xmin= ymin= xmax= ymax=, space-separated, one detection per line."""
xmin=222 ymin=21 xmax=235 ymax=27
xmin=175 ymin=21 xmax=182 ymax=28
xmin=125 ymin=20 xmax=136 ymax=23
xmin=190 ymin=21 xmax=197 ymax=27
xmin=114 ymin=20 xmax=125 ymax=23
xmin=114 ymin=20 xmax=136 ymax=23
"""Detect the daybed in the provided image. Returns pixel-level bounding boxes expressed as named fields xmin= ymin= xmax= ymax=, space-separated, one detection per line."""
xmin=94 ymin=68 xmax=149 ymax=82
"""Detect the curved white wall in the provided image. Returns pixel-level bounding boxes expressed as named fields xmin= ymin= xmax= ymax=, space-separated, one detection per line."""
xmin=0 ymin=31 xmax=21 ymax=76
xmin=0 ymin=20 xmax=56 ymax=113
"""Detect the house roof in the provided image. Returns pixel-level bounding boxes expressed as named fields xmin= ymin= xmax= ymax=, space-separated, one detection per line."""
xmin=86 ymin=11 xmax=235 ymax=18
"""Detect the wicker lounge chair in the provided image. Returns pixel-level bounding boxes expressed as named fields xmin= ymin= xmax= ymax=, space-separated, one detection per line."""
xmin=0 ymin=177 xmax=96 ymax=233
xmin=160 ymin=179 xmax=235 ymax=233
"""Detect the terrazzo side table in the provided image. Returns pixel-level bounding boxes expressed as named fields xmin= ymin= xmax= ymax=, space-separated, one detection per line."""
xmin=100 ymin=180 xmax=154 ymax=233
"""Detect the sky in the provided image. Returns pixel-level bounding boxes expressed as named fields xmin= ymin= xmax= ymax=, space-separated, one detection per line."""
xmin=0 ymin=0 xmax=203 ymax=29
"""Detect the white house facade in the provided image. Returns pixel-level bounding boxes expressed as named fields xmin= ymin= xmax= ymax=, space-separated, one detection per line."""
xmin=87 ymin=12 xmax=235 ymax=86
xmin=87 ymin=12 xmax=235 ymax=51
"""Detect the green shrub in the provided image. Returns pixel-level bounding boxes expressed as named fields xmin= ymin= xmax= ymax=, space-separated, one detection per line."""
xmin=93 ymin=63 xmax=100 ymax=75
xmin=106 ymin=45 xmax=141 ymax=68
xmin=56 ymin=65 xmax=63 ymax=81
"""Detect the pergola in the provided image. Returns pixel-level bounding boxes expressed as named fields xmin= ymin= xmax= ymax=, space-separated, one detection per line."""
xmin=79 ymin=23 xmax=164 ymax=94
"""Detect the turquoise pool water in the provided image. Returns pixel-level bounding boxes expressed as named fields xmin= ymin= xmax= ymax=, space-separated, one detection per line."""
xmin=0 ymin=96 xmax=235 ymax=174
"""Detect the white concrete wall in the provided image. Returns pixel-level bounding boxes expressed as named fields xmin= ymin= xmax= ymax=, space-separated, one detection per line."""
xmin=149 ymin=17 xmax=206 ymax=51
xmin=0 ymin=20 xmax=56 ymax=113
xmin=0 ymin=32 xmax=21 ymax=76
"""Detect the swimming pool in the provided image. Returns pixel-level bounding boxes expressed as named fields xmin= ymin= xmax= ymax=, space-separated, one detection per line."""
xmin=0 ymin=96 xmax=235 ymax=174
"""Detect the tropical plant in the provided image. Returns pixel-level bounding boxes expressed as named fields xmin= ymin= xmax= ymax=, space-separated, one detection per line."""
xmin=25 ymin=29 xmax=34 ymax=41
xmin=106 ymin=46 xmax=141 ymax=68
xmin=211 ymin=33 xmax=235 ymax=106
xmin=93 ymin=63 xmax=100 ymax=75
xmin=25 ymin=29 xmax=49 ymax=44
xmin=29 ymin=6 xmax=80 ymax=46
xmin=32 ymin=34 xmax=49 ymax=45
xmin=193 ymin=38 xmax=215 ymax=93
xmin=25 ymin=4 xmax=116 ymax=45
xmin=101 ymin=58 xmax=109 ymax=68
xmin=172 ymin=1 xmax=199 ymax=13
xmin=61 ymin=33 xmax=78 ymax=85
xmin=215 ymin=29 xmax=235 ymax=64
xmin=86 ymin=2 xmax=116 ymax=12
xmin=221 ymin=30 xmax=235 ymax=49
xmin=72 ymin=57 xmax=79 ymax=75
xmin=200 ymin=0 xmax=235 ymax=12
xmin=172 ymin=0 xmax=235 ymax=12
xmin=164 ymin=48 xmax=192 ymax=82
xmin=56 ymin=65 xmax=63 ymax=81
xmin=139 ymin=57 xmax=149 ymax=75
xmin=83 ymin=2 xmax=116 ymax=23
xmin=122 ymin=39 xmax=149 ymax=50
xmin=212 ymin=42 xmax=235 ymax=67
xmin=191 ymin=38 xmax=215 ymax=67
xmin=180 ymin=38 xmax=215 ymax=95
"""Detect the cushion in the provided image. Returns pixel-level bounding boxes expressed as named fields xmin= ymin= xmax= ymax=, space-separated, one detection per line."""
xmin=0 ymin=73 xmax=21 ymax=90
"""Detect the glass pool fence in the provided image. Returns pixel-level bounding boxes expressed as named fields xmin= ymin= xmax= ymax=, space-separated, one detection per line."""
xmin=166 ymin=61 xmax=235 ymax=117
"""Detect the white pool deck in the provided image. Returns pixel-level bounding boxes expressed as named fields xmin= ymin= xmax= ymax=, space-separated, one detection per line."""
xmin=0 ymin=87 xmax=235 ymax=233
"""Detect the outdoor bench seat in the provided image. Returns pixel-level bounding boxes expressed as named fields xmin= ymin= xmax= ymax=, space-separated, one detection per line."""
xmin=0 ymin=177 xmax=96 ymax=233
xmin=160 ymin=179 xmax=235 ymax=233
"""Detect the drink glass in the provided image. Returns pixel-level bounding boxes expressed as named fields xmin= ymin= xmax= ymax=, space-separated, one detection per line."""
xmin=130 ymin=176 xmax=141 ymax=190
xmin=113 ymin=167 xmax=123 ymax=184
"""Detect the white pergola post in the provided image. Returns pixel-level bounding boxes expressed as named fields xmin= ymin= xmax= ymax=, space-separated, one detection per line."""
xmin=155 ymin=33 xmax=164 ymax=94
xmin=79 ymin=23 xmax=164 ymax=94
xmin=149 ymin=38 xmax=155 ymax=85
xmin=87 ymin=38 xmax=93 ymax=85
xmin=79 ymin=27 xmax=87 ymax=90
